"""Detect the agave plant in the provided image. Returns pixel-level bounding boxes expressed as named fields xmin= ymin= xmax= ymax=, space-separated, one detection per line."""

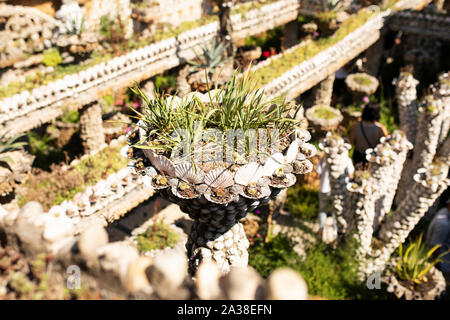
xmin=187 ymin=38 xmax=230 ymax=77
xmin=395 ymin=234 xmax=448 ymax=285
xmin=0 ymin=133 xmax=27 ymax=165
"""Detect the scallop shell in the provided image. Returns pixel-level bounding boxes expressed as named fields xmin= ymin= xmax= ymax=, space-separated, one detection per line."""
xmin=285 ymin=140 xmax=299 ymax=163
xmin=293 ymin=128 xmax=311 ymax=142
xmin=175 ymin=162 xmax=205 ymax=184
xmin=234 ymin=162 xmax=264 ymax=186
xmin=152 ymin=154 xmax=175 ymax=176
xmin=263 ymin=153 xmax=284 ymax=177
xmin=144 ymin=166 xmax=157 ymax=178
xmin=204 ymin=189 xmax=238 ymax=204
xmin=171 ymin=182 xmax=200 ymax=199
xmin=299 ymin=143 xmax=317 ymax=158
xmin=269 ymin=173 xmax=296 ymax=189
xmin=204 ymin=169 xmax=235 ymax=188
xmin=241 ymin=185 xmax=271 ymax=200
xmin=293 ymin=159 xmax=313 ymax=174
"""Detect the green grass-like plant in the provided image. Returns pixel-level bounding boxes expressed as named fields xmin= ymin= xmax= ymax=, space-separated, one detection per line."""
xmin=188 ymin=37 xmax=229 ymax=75
xmin=0 ymin=133 xmax=27 ymax=165
xmin=395 ymin=234 xmax=447 ymax=285
xmin=42 ymin=48 xmax=63 ymax=67
xmin=136 ymin=222 xmax=180 ymax=252
xmin=130 ymin=71 xmax=302 ymax=158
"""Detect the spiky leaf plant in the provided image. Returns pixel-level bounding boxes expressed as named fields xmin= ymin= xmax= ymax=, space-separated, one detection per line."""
xmin=395 ymin=234 xmax=448 ymax=285
xmin=63 ymin=13 xmax=85 ymax=36
xmin=187 ymin=37 xmax=230 ymax=76
xmin=0 ymin=133 xmax=27 ymax=165
xmin=129 ymin=71 xmax=302 ymax=163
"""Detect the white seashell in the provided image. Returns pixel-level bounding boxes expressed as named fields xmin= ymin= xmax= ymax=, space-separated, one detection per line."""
xmin=241 ymin=185 xmax=271 ymax=199
xmin=263 ymin=153 xmax=284 ymax=176
xmin=120 ymin=146 xmax=131 ymax=158
xmin=299 ymin=142 xmax=317 ymax=158
xmin=152 ymin=154 xmax=175 ymax=176
xmin=142 ymin=176 xmax=154 ymax=189
xmin=269 ymin=173 xmax=296 ymax=188
xmin=285 ymin=140 xmax=299 ymax=163
xmin=171 ymin=182 xmax=200 ymax=199
xmin=175 ymin=162 xmax=205 ymax=184
xmin=204 ymin=189 xmax=238 ymax=204
xmin=234 ymin=162 xmax=264 ymax=186
xmin=293 ymin=159 xmax=313 ymax=174
xmin=144 ymin=166 xmax=157 ymax=178
xmin=204 ymin=169 xmax=234 ymax=188
xmin=294 ymin=128 xmax=311 ymax=142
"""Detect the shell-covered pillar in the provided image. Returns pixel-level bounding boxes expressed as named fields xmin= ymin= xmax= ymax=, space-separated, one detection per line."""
xmin=176 ymin=65 xmax=192 ymax=98
xmin=437 ymin=72 xmax=450 ymax=145
xmin=310 ymin=74 xmax=335 ymax=107
xmin=393 ymin=71 xmax=419 ymax=144
xmin=79 ymin=102 xmax=105 ymax=154
xmin=396 ymin=95 xmax=444 ymax=204
xmin=366 ymin=131 xmax=413 ymax=231
xmin=368 ymin=163 xmax=449 ymax=275
xmin=319 ymin=133 xmax=351 ymax=235
xmin=346 ymin=170 xmax=376 ymax=277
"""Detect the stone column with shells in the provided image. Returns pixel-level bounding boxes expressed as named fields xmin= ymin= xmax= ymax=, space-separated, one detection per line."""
xmin=368 ymin=162 xmax=450 ymax=275
xmin=125 ymin=93 xmax=316 ymax=275
xmin=346 ymin=170 xmax=376 ymax=277
xmin=319 ymin=133 xmax=352 ymax=235
xmin=437 ymin=72 xmax=450 ymax=145
xmin=365 ymin=131 xmax=413 ymax=232
xmin=393 ymin=71 xmax=419 ymax=144
xmin=310 ymin=74 xmax=335 ymax=107
xmin=396 ymin=95 xmax=444 ymax=204
xmin=79 ymin=102 xmax=106 ymax=154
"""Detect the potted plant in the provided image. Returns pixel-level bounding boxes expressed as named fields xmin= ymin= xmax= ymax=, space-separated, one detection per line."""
xmin=186 ymin=38 xmax=233 ymax=93
xmin=315 ymin=0 xmax=349 ymax=37
xmin=123 ymin=72 xmax=316 ymax=274
xmin=381 ymin=234 xmax=447 ymax=300
xmin=345 ymin=73 xmax=379 ymax=102
xmin=305 ymin=105 xmax=343 ymax=136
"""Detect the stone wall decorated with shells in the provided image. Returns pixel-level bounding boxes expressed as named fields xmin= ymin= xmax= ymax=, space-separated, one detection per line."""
xmin=0 ymin=0 xmax=300 ymax=137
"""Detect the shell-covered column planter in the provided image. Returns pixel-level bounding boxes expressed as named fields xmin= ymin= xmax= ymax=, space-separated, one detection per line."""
xmin=319 ymin=133 xmax=351 ymax=235
xmin=381 ymin=258 xmax=446 ymax=300
xmin=369 ymin=163 xmax=450 ymax=274
xmin=396 ymin=95 xmax=444 ymax=204
xmin=305 ymin=105 xmax=343 ymax=137
xmin=310 ymin=74 xmax=335 ymax=107
xmin=124 ymin=86 xmax=316 ymax=275
xmin=345 ymin=73 xmax=379 ymax=102
xmin=365 ymin=131 xmax=413 ymax=231
xmin=393 ymin=71 xmax=419 ymax=144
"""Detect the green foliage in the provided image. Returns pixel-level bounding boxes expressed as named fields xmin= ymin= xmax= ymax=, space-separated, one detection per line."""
xmin=188 ymin=38 xmax=229 ymax=75
xmin=130 ymin=71 xmax=302 ymax=157
xmin=253 ymin=9 xmax=375 ymax=87
xmin=395 ymin=234 xmax=447 ymax=284
xmin=0 ymin=133 xmax=27 ymax=164
xmin=42 ymin=48 xmax=63 ymax=67
xmin=155 ymin=75 xmax=176 ymax=91
xmin=285 ymin=184 xmax=320 ymax=221
xmin=136 ymin=222 xmax=180 ymax=252
xmin=18 ymin=143 xmax=128 ymax=209
xmin=244 ymin=26 xmax=283 ymax=52
xmin=249 ymin=233 xmax=392 ymax=299
xmin=316 ymin=10 xmax=338 ymax=23
xmin=60 ymin=109 xmax=79 ymax=124
xmin=63 ymin=13 xmax=85 ymax=35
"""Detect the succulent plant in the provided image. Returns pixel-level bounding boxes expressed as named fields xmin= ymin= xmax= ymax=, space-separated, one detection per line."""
xmin=187 ymin=37 xmax=230 ymax=76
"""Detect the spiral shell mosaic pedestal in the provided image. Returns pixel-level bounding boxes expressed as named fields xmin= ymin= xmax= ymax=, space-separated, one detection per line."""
xmin=160 ymin=187 xmax=281 ymax=275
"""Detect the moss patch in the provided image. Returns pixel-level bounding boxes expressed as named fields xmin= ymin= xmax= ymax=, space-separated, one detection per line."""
xmin=252 ymin=9 xmax=375 ymax=87
xmin=352 ymin=75 xmax=373 ymax=86
xmin=311 ymin=105 xmax=337 ymax=120
xmin=17 ymin=143 xmax=128 ymax=210
xmin=285 ymin=184 xmax=320 ymax=221
xmin=136 ymin=222 xmax=180 ymax=252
